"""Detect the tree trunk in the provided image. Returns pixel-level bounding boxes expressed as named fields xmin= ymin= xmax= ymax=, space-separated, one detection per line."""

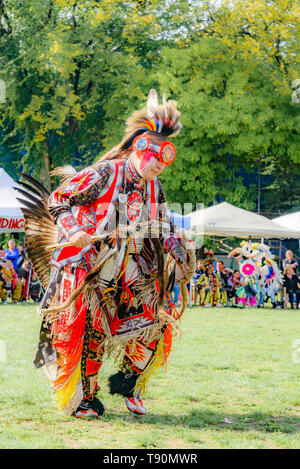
xmin=40 ymin=139 xmax=52 ymax=191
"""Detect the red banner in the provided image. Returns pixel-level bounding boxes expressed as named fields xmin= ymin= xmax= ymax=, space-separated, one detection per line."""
xmin=0 ymin=216 xmax=25 ymax=232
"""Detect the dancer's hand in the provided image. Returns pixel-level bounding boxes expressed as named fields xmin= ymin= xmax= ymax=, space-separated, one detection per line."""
xmin=171 ymin=245 xmax=189 ymax=277
xmin=69 ymin=230 xmax=92 ymax=249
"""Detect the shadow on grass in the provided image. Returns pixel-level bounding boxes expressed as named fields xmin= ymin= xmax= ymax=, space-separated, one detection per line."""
xmin=105 ymin=409 xmax=300 ymax=434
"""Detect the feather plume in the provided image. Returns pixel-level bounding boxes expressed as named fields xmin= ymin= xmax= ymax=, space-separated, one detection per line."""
xmin=19 ymin=173 xmax=50 ymax=197
xmin=15 ymin=176 xmax=58 ymax=289
xmin=17 ymin=180 xmax=42 ymax=198
xmin=50 ymin=165 xmax=78 ymax=185
xmin=118 ymin=89 xmax=182 ymax=151
xmin=147 ymin=89 xmax=159 ymax=118
xmin=16 ymin=198 xmax=53 ymax=221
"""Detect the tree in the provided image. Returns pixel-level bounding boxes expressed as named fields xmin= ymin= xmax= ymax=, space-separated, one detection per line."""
xmin=0 ymin=0 xmax=190 ymax=187
xmin=0 ymin=0 xmax=299 ymax=217
xmin=155 ymin=0 xmax=300 ymax=213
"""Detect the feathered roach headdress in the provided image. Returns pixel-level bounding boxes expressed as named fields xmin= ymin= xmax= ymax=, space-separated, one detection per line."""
xmin=118 ymin=88 xmax=182 ymax=152
xmin=203 ymin=256 xmax=216 ymax=268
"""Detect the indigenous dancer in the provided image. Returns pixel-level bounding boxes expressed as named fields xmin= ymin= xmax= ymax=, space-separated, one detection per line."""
xmin=0 ymin=249 xmax=22 ymax=304
xmin=17 ymin=89 xmax=195 ymax=418
xmin=197 ymin=257 xmax=227 ymax=307
xmin=228 ymin=241 xmax=282 ymax=308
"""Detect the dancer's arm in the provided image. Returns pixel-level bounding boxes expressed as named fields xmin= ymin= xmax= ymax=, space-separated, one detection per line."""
xmin=156 ymin=179 xmax=189 ymax=276
xmin=48 ymin=162 xmax=114 ymax=246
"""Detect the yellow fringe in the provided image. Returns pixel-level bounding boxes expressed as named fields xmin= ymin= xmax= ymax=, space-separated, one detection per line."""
xmin=53 ymin=360 xmax=82 ymax=414
xmin=115 ymin=235 xmax=131 ymax=283
xmin=134 ymin=337 xmax=164 ymax=398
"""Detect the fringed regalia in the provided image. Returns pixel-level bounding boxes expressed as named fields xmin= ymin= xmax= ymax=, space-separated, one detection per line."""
xmin=228 ymin=241 xmax=283 ymax=307
xmin=17 ymin=89 xmax=195 ymax=416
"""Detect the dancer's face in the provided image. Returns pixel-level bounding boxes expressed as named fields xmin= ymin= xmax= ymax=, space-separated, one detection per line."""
xmin=131 ymin=150 xmax=165 ymax=180
xmin=130 ymin=131 xmax=175 ymax=180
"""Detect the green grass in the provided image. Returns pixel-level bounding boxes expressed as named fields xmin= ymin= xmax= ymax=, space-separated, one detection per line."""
xmin=0 ymin=303 xmax=300 ymax=449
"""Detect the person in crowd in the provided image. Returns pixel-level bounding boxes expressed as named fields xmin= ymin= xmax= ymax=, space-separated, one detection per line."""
xmin=0 ymin=264 xmax=9 ymax=303
xmin=0 ymin=249 xmax=17 ymax=277
xmin=17 ymin=259 xmax=42 ymax=303
xmin=29 ymin=268 xmax=42 ymax=302
xmin=17 ymin=260 xmax=31 ymax=301
xmin=217 ymin=261 xmax=229 ymax=287
xmin=203 ymin=250 xmax=217 ymax=271
xmin=4 ymin=239 xmax=19 ymax=272
xmin=283 ymin=264 xmax=300 ymax=309
xmin=172 ymin=281 xmax=180 ymax=306
xmin=279 ymin=250 xmax=298 ymax=306
xmin=0 ymin=249 xmax=22 ymax=304
xmin=198 ymin=262 xmax=213 ymax=307
xmin=228 ymin=270 xmax=243 ymax=306
xmin=217 ymin=262 xmax=234 ymax=306
xmin=16 ymin=244 xmax=26 ymax=270
xmin=224 ymin=268 xmax=235 ymax=304
xmin=258 ymin=272 xmax=281 ymax=309
xmin=282 ymin=250 xmax=298 ymax=270
xmin=192 ymin=260 xmax=204 ymax=306
xmin=198 ymin=261 xmax=227 ymax=307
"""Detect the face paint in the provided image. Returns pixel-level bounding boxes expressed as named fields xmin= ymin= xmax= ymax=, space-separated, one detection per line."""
xmin=139 ymin=151 xmax=158 ymax=174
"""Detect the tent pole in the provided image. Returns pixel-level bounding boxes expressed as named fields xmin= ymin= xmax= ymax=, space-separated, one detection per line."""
xmin=279 ymin=241 xmax=282 ymax=268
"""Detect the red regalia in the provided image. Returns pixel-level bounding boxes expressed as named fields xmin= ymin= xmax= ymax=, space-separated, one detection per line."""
xmin=18 ymin=89 xmax=195 ymax=417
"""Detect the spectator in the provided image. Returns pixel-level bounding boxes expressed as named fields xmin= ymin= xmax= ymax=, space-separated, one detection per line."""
xmin=192 ymin=260 xmax=204 ymax=306
xmin=29 ymin=268 xmax=42 ymax=302
xmin=0 ymin=264 xmax=9 ymax=304
xmin=172 ymin=282 xmax=180 ymax=306
xmin=198 ymin=263 xmax=213 ymax=307
xmin=217 ymin=262 xmax=233 ymax=306
xmin=283 ymin=265 xmax=300 ymax=309
xmin=4 ymin=239 xmax=19 ymax=272
xmin=195 ymin=260 xmax=204 ymax=275
xmin=228 ymin=270 xmax=243 ymax=306
xmin=0 ymin=249 xmax=22 ymax=304
xmin=282 ymin=250 xmax=298 ymax=271
xmin=17 ymin=261 xmax=42 ymax=302
xmin=198 ymin=262 xmax=227 ymax=307
xmin=0 ymin=249 xmax=16 ymax=276
xmin=258 ymin=276 xmax=280 ymax=309
xmin=228 ymin=270 xmax=242 ymax=290
xmin=17 ymin=260 xmax=30 ymax=301
xmin=16 ymin=244 xmax=26 ymax=270
xmin=217 ymin=261 xmax=229 ymax=287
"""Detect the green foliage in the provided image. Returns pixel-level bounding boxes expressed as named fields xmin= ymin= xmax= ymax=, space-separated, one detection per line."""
xmin=0 ymin=0 xmax=299 ymax=214
xmin=155 ymin=0 xmax=300 ymax=210
xmin=0 ymin=0 xmax=182 ymax=186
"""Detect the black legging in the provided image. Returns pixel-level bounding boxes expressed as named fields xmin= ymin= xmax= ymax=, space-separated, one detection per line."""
xmin=287 ymin=289 xmax=300 ymax=306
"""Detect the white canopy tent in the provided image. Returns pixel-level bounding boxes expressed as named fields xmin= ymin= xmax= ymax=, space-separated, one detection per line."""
xmin=0 ymin=168 xmax=25 ymax=232
xmin=273 ymin=212 xmax=300 ymax=233
xmin=188 ymin=202 xmax=300 ymax=239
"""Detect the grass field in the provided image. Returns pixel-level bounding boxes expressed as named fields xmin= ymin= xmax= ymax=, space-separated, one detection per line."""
xmin=0 ymin=303 xmax=300 ymax=449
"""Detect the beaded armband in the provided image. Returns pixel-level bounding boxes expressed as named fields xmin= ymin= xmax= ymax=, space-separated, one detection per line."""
xmin=57 ymin=211 xmax=84 ymax=239
xmin=163 ymin=236 xmax=177 ymax=253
